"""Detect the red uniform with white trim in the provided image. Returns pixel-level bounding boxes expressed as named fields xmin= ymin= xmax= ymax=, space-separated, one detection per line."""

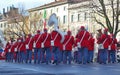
xmin=42 ymin=32 xmax=51 ymax=47
xmin=10 ymin=42 xmax=16 ymax=53
xmin=109 ymin=38 xmax=117 ymax=50
xmin=18 ymin=38 xmax=26 ymax=52
xmin=4 ymin=42 xmax=10 ymax=53
xmin=25 ymin=36 xmax=34 ymax=50
xmin=100 ymin=34 xmax=110 ymax=49
xmin=51 ymin=30 xmax=62 ymax=47
xmin=88 ymin=37 xmax=95 ymax=51
xmin=63 ymin=35 xmax=74 ymax=51
xmin=33 ymin=33 xmax=43 ymax=48
xmin=76 ymin=30 xmax=90 ymax=48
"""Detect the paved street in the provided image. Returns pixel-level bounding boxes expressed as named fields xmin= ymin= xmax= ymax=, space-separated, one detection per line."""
xmin=0 ymin=61 xmax=120 ymax=75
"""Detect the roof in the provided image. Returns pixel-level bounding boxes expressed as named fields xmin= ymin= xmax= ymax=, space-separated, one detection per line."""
xmin=28 ymin=0 xmax=91 ymax=12
xmin=28 ymin=0 xmax=68 ymax=12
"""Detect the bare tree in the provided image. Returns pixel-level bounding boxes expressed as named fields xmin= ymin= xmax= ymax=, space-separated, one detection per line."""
xmin=6 ymin=3 xmax=30 ymax=38
xmin=29 ymin=12 xmax=42 ymax=33
xmin=92 ymin=0 xmax=120 ymax=37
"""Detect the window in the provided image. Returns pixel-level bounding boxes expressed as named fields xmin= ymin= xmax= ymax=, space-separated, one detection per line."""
xmin=4 ymin=23 xmax=6 ymax=28
xmin=56 ymin=8 xmax=59 ymax=12
xmin=64 ymin=6 xmax=66 ymax=11
xmin=71 ymin=15 xmax=74 ymax=22
xmin=78 ymin=14 xmax=80 ymax=21
xmin=1 ymin=24 xmax=2 ymax=28
xmin=63 ymin=15 xmax=67 ymax=24
xmin=84 ymin=12 xmax=87 ymax=21
xmin=51 ymin=9 xmax=53 ymax=14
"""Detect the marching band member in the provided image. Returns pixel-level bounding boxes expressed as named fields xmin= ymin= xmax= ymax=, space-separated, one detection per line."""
xmin=99 ymin=28 xmax=110 ymax=64
xmin=41 ymin=28 xmax=51 ymax=64
xmin=108 ymin=34 xmax=117 ymax=63
xmin=87 ymin=33 xmax=95 ymax=63
xmin=25 ymin=34 xmax=34 ymax=63
xmin=51 ymin=28 xmax=62 ymax=65
xmin=18 ymin=37 xmax=26 ymax=63
xmin=4 ymin=41 xmax=10 ymax=62
xmin=8 ymin=38 xmax=14 ymax=62
xmin=76 ymin=26 xmax=90 ymax=64
xmin=14 ymin=38 xmax=19 ymax=62
xmin=96 ymin=29 xmax=102 ymax=63
xmin=63 ymin=30 xmax=74 ymax=64
xmin=33 ymin=30 xmax=43 ymax=64
xmin=9 ymin=39 xmax=16 ymax=62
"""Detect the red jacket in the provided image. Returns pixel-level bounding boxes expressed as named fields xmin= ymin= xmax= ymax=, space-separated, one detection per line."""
xmin=109 ymin=38 xmax=117 ymax=50
xmin=42 ymin=32 xmax=51 ymax=47
xmin=51 ymin=30 xmax=62 ymax=47
xmin=33 ymin=34 xmax=43 ymax=48
xmin=63 ymin=35 xmax=74 ymax=51
xmin=25 ymin=37 xmax=34 ymax=50
xmin=14 ymin=41 xmax=18 ymax=52
xmin=9 ymin=42 xmax=16 ymax=53
xmin=18 ymin=42 xmax=26 ymax=52
xmin=100 ymin=34 xmax=110 ymax=49
xmin=4 ymin=42 xmax=10 ymax=53
xmin=75 ymin=30 xmax=90 ymax=48
xmin=88 ymin=37 xmax=95 ymax=51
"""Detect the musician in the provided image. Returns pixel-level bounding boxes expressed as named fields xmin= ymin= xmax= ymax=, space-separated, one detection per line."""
xmin=41 ymin=28 xmax=51 ymax=64
xmin=18 ymin=37 xmax=26 ymax=63
xmin=4 ymin=41 xmax=10 ymax=62
xmin=7 ymin=38 xmax=14 ymax=62
xmin=14 ymin=38 xmax=19 ymax=62
xmin=63 ymin=30 xmax=74 ymax=64
xmin=33 ymin=30 xmax=43 ymax=64
xmin=87 ymin=33 xmax=95 ymax=63
xmin=25 ymin=34 xmax=34 ymax=63
xmin=76 ymin=26 xmax=90 ymax=64
xmin=99 ymin=28 xmax=110 ymax=64
xmin=51 ymin=27 xmax=62 ymax=65
xmin=9 ymin=38 xmax=16 ymax=62
xmin=96 ymin=29 xmax=102 ymax=63
xmin=108 ymin=34 xmax=117 ymax=63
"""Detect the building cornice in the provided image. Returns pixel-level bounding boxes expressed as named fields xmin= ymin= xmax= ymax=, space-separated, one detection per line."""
xmin=28 ymin=1 xmax=69 ymax=12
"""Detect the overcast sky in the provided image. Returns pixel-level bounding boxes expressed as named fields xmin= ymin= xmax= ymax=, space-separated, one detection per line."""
xmin=0 ymin=0 xmax=54 ymax=13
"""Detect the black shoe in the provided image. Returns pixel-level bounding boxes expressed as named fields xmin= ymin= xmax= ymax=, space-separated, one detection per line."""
xmin=46 ymin=62 xmax=48 ymax=65
xmin=78 ymin=62 xmax=82 ymax=64
xmin=104 ymin=63 xmax=106 ymax=64
xmin=52 ymin=61 xmax=55 ymax=64
xmin=41 ymin=61 xmax=45 ymax=63
xmin=34 ymin=61 xmax=36 ymax=64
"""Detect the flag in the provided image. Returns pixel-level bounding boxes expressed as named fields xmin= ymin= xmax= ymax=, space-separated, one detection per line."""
xmin=43 ymin=9 xmax=46 ymax=29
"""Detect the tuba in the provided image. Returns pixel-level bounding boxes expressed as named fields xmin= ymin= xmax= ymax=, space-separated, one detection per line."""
xmin=48 ymin=13 xmax=64 ymax=43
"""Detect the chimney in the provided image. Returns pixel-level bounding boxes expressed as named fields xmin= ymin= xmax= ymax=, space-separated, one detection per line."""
xmin=3 ymin=8 xmax=5 ymax=14
xmin=10 ymin=6 xmax=12 ymax=11
xmin=7 ymin=7 xmax=9 ymax=12
xmin=55 ymin=0 xmax=60 ymax=2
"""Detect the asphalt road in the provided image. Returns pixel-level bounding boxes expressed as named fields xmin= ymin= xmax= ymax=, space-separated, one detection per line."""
xmin=0 ymin=61 xmax=120 ymax=75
